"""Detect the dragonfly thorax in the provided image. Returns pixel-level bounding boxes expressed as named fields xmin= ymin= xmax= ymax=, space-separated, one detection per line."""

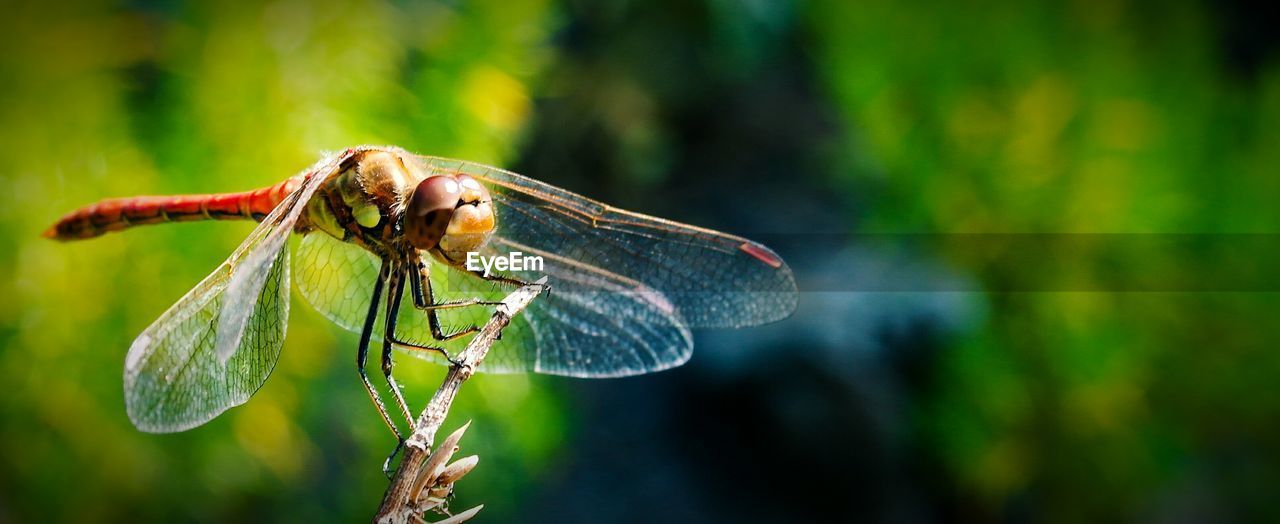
xmin=304 ymin=151 xmax=495 ymax=267
xmin=315 ymin=150 xmax=497 ymax=267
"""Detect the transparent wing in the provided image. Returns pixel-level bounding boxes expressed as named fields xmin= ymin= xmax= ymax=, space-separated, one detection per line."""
xmin=124 ymin=150 xmax=350 ymax=432
xmin=416 ymin=156 xmax=798 ymax=328
xmin=296 ymin=152 xmax=793 ymax=378
xmin=294 ymin=231 xmax=692 ymax=377
xmin=448 ymin=249 xmax=694 ymax=377
xmin=295 ymin=232 xmax=531 ymax=373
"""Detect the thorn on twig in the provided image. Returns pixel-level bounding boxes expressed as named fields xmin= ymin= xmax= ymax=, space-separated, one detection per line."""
xmin=407 ymin=422 xmax=481 ymax=521
xmin=431 ymin=505 xmax=483 ymax=524
xmin=436 ymin=456 xmax=478 ymax=486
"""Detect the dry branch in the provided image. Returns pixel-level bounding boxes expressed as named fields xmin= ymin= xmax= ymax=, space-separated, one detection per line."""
xmin=374 ymin=277 xmax=548 ymax=524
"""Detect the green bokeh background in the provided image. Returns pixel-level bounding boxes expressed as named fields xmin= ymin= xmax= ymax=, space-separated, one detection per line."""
xmin=3 ymin=0 xmax=1279 ymax=521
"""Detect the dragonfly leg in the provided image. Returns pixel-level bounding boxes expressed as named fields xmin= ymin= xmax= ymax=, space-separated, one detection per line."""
xmin=407 ymin=252 xmax=502 ymax=342
xmin=382 ymin=435 xmax=406 ymax=478
xmin=458 ymin=268 xmax=549 ymax=340
xmin=464 ymin=268 xmax=532 ymax=288
xmin=381 ymin=268 xmax=416 ymax=426
xmin=464 ymin=270 xmax=550 ymax=338
xmin=358 ymin=260 xmax=404 ymax=443
xmin=389 ymin=337 xmax=464 ymax=368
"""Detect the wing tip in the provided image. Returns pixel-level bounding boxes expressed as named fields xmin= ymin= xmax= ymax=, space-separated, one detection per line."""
xmin=738 ymin=241 xmax=785 ymax=269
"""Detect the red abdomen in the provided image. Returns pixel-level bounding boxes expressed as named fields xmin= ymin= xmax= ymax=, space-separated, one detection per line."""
xmin=44 ymin=177 xmax=303 ymax=241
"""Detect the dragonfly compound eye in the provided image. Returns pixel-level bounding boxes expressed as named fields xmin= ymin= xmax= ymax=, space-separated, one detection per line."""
xmin=405 ymin=176 xmax=462 ymax=249
xmin=437 ymin=175 xmax=496 ymax=262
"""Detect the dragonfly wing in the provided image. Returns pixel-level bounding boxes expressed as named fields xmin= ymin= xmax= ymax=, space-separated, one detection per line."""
xmin=429 ymin=248 xmax=695 ymax=377
xmin=417 ymin=157 xmax=799 ymax=329
xmin=294 ymin=232 xmax=540 ymax=374
xmin=296 ymin=150 xmax=792 ymax=378
xmin=293 ymin=231 xmax=382 ymax=340
xmin=485 ymin=246 xmax=695 ymax=376
xmin=295 ymin=231 xmax=692 ymax=377
xmin=125 ymin=248 xmax=291 ymax=432
xmin=124 ymin=150 xmax=348 ymax=432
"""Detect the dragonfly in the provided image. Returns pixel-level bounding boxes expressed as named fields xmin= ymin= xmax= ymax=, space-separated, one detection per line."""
xmin=44 ymin=145 xmax=797 ymax=439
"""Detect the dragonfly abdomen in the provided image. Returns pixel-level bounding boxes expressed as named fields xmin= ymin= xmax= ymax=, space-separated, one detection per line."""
xmin=43 ymin=176 xmax=303 ymax=241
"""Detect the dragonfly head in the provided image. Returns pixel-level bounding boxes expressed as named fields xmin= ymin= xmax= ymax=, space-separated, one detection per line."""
xmin=404 ymin=174 xmax=495 ymax=258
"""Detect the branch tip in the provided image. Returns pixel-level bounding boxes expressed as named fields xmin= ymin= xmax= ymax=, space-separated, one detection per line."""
xmin=373 ymin=281 xmax=544 ymax=524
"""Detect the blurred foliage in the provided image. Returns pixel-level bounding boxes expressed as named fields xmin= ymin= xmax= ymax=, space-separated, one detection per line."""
xmin=1 ymin=0 xmax=562 ymax=521
xmin=2 ymin=0 xmax=1279 ymax=522
xmin=808 ymin=0 xmax=1280 ymax=521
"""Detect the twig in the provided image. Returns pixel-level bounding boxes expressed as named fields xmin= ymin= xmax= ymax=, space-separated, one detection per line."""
xmin=374 ymin=277 xmax=548 ymax=524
